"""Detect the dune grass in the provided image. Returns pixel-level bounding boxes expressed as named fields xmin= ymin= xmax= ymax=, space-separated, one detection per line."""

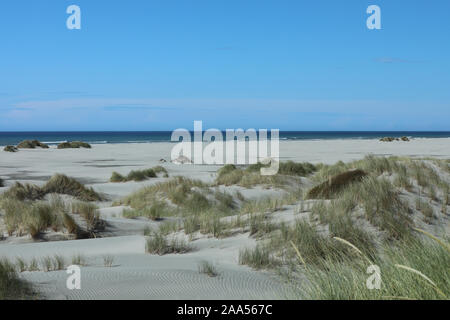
xmin=123 ymin=200 xmax=169 ymax=221
xmin=198 ymin=261 xmax=219 ymax=277
xmin=102 ymin=255 xmax=115 ymax=267
xmin=215 ymin=161 xmax=315 ymax=188
xmin=145 ymin=231 xmax=192 ymax=255
xmin=234 ymin=156 xmax=449 ymax=299
xmin=3 ymin=182 xmax=44 ymax=201
xmin=278 ymin=161 xmax=316 ymax=176
xmin=40 ymin=255 xmax=66 ymax=272
xmin=0 ymin=195 xmax=95 ymax=239
xmin=110 ymin=166 xmax=168 ymax=182
xmin=118 ymin=177 xmax=237 ymax=227
xmin=71 ymin=201 xmax=102 ymax=232
xmin=1 ymin=199 xmax=55 ymax=238
xmin=2 ymin=174 xmax=102 ymax=202
xmin=71 ymin=254 xmax=87 ymax=266
xmin=239 ymin=244 xmax=278 ymax=270
xmin=43 ymin=174 xmax=102 ymax=201
xmin=0 ymin=259 xmax=34 ymax=299
xmin=295 ymin=235 xmax=449 ymax=300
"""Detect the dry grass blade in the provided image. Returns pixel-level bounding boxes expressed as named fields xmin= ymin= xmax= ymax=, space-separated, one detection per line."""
xmin=394 ymin=264 xmax=447 ymax=299
xmin=413 ymin=228 xmax=450 ymax=253
xmin=290 ymin=240 xmax=306 ymax=265
xmin=333 ymin=237 xmax=372 ymax=264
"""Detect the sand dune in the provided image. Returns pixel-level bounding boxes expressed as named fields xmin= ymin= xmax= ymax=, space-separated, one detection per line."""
xmin=1 ymin=138 xmax=449 ymax=299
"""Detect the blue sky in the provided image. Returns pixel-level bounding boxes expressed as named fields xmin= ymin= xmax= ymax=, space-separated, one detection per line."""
xmin=0 ymin=0 xmax=449 ymax=131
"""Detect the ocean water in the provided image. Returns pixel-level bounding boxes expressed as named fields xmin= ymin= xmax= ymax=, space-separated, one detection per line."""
xmin=0 ymin=131 xmax=450 ymax=146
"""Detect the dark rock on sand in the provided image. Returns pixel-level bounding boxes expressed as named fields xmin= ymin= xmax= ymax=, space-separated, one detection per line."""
xmin=57 ymin=141 xmax=92 ymax=149
xmin=3 ymin=145 xmax=18 ymax=152
xmin=17 ymin=140 xmax=49 ymax=149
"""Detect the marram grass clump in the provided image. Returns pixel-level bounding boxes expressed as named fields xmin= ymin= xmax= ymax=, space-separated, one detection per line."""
xmin=42 ymin=174 xmax=102 ymax=201
xmin=110 ymin=166 xmax=168 ymax=182
xmin=294 ymin=234 xmax=450 ymax=300
xmin=0 ymin=259 xmax=34 ymax=299
xmin=145 ymin=231 xmax=192 ymax=255
xmin=2 ymin=174 xmax=102 ymax=202
xmin=0 ymin=196 xmax=91 ymax=239
xmin=215 ymin=161 xmax=316 ymax=187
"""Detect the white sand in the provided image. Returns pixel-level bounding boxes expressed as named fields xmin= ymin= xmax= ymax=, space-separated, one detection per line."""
xmin=1 ymin=138 xmax=449 ymax=299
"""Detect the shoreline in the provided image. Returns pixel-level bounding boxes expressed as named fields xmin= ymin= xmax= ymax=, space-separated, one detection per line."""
xmin=2 ymin=134 xmax=450 ymax=148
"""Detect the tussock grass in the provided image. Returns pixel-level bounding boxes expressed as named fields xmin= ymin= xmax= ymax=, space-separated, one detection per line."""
xmin=296 ymin=236 xmax=450 ymax=300
xmin=15 ymin=258 xmax=27 ymax=273
xmin=0 ymin=195 xmax=93 ymax=239
xmin=43 ymin=174 xmax=102 ymax=201
xmin=198 ymin=212 xmax=230 ymax=238
xmin=215 ymin=161 xmax=315 ymax=187
xmin=62 ymin=212 xmax=80 ymax=236
xmin=110 ymin=171 xmax=126 ymax=182
xmin=71 ymin=254 xmax=87 ymax=266
xmin=3 ymin=174 xmax=101 ymax=202
xmin=158 ymin=220 xmax=181 ymax=235
xmin=198 ymin=261 xmax=219 ymax=277
xmin=118 ymin=176 xmax=205 ymax=210
xmin=17 ymin=140 xmax=49 ymax=149
xmin=3 ymin=182 xmax=44 ymax=201
xmin=110 ymin=166 xmax=168 ymax=182
xmin=249 ymin=213 xmax=276 ymax=238
xmin=102 ymin=255 xmax=115 ymax=267
xmin=393 ymin=164 xmax=412 ymax=190
xmin=278 ymin=161 xmax=316 ymax=176
xmin=40 ymin=255 xmax=66 ymax=272
xmin=312 ymin=155 xmax=405 ymax=183
xmin=2 ymin=199 xmax=54 ymax=238
xmin=57 ymin=141 xmax=91 ymax=149
xmin=240 ymin=197 xmax=284 ymax=215
xmin=123 ymin=200 xmax=168 ymax=221
xmin=416 ymin=199 xmax=435 ymax=223
xmin=307 ymin=169 xmax=367 ymax=199
xmin=71 ymin=201 xmax=102 ymax=231
xmin=309 ymin=175 xmax=412 ymax=239
xmin=356 ymin=177 xmax=412 ymax=239
xmin=0 ymin=259 xmax=34 ymax=299
xmin=118 ymin=177 xmax=238 ymax=226
xmin=239 ymin=244 xmax=278 ymax=270
xmin=145 ymin=231 xmax=191 ymax=255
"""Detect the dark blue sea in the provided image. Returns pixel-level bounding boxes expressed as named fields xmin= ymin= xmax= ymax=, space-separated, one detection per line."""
xmin=1 ymin=131 xmax=450 ymax=146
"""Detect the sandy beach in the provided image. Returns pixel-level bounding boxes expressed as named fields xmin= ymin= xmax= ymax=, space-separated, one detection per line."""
xmin=1 ymin=138 xmax=449 ymax=300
